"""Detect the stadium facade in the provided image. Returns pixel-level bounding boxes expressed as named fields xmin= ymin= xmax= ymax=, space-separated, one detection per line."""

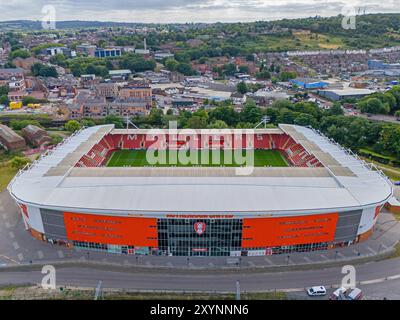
xmin=8 ymin=124 xmax=393 ymax=257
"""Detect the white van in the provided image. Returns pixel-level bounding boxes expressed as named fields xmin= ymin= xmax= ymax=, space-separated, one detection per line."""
xmin=307 ymin=286 xmax=327 ymax=297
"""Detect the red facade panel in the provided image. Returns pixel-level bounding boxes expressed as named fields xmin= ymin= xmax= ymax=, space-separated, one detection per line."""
xmin=64 ymin=212 xmax=158 ymax=247
xmin=242 ymin=213 xmax=339 ymax=248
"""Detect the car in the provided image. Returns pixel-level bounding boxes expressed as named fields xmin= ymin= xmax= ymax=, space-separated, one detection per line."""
xmin=306 ymin=286 xmax=327 ymax=297
xmin=347 ymin=288 xmax=363 ymax=300
xmin=329 ymin=287 xmax=348 ymax=300
xmin=394 ymin=181 xmax=400 ymax=186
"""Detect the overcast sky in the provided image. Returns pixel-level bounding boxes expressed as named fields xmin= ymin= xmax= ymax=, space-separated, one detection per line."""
xmin=0 ymin=0 xmax=398 ymax=23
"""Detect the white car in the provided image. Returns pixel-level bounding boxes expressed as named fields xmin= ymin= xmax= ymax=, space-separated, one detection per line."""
xmin=307 ymin=286 xmax=327 ymax=297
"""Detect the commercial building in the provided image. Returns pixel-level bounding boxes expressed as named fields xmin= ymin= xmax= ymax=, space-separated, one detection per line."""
xmin=290 ymin=78 xmax=329 ymax=90
xmin=317 ymin=88 xmax=375 ymax=101
xmin=95 ymin=47 xmax=122 ymax=58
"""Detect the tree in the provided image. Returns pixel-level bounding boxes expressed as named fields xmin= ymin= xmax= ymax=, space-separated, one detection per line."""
xmin=279 ymin=71 xmax=297 ymax=81
xmin=176 ymin=63 xmax=195 ymax=76
xmin=236 ymin=82 xmax=248 ymax=94
xmin=80 ymin=119 xmax=96 ymax=127
xmin=240 ymin=100 xmax=262 ymax=124
xmin=207 ymin=120 xmax=229 ymax=129
xmin=328 ymin=103 xmax=344 ymax=116
xmin=9 ymin=119 xmax=41 ymax=130
xmin=255 ymin=70 xmax=271 ymax=80
xmin=9 ymin=49 xmax=30 ymax=59
xmin=31 ymin=63 xmax=58 ymax=78
xmin=0 ymin=95 xmax=9 ymax=106
xmin=0 ymin=85 xmax=9 ymax=96
xmin=209 ymin=106 xmax=239 ymax=126
xmin=164 ymin=58 xmax=179 ymax=71
xmin=64 ymin=120 xmax=82 ymax=132
xmin=148 ymin=108 xmax=163 ymax=126
xmin=186 ymin=115 xmax=208 ymax=129
xmin=10 ymin=156 xmax=31 ymax=170
xmin=271 ymin=99 xmax=293 ymax=109
xmin=294 ymin=113 xmax=318 ymax=127
xmin=358 ymin=98 xmax=385 ymax=114
xmin=119 ymin=53 xmax=156 ymax=73
xmin=103 ymin=115 xmax=124 ymax=128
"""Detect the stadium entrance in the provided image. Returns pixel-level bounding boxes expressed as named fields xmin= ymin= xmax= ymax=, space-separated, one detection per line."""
xmin=157 ymin=219 xmax=243 ymax=256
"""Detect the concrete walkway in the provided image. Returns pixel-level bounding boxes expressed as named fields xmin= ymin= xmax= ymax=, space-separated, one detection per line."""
xmin=1 ymin=191 xmax=399 ymax=271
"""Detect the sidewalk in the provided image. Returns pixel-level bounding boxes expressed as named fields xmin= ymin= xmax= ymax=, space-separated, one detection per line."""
xmin=1 ymin=191 xmax=399 ymax=271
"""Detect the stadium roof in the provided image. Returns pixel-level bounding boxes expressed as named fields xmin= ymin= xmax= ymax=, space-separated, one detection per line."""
xmin=8 ymin=124 xmax=393 ymax=217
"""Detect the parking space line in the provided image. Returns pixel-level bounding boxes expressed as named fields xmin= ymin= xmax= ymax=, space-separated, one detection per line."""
xmin=38 ymin=251 xmax=44 ymax=259
xmin=264 ymin=257 xmax=273 ymax=265
xmin=303 ymin=256 xmax=313 ymax=263
xmin=366 ymin=246 xmax=376 ymax=254
xmin=12 ymin=242 xmax=19 ymax=250
xmin=17 ymin=253 xmax=24 ymax=261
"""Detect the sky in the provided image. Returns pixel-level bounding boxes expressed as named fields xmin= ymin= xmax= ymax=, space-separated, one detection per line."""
xmin=0 ymin=0 xmax=399 ymax=23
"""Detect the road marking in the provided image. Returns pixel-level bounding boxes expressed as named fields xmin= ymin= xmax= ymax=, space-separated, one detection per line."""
xmin=360 ymin=278 xmax=386 ymax=285
xmin=0 ymin=254 xmax=20 ymax=264
xmin=303 ymin=256 xmax=313 ymax=263
xmin=366 ymin=246 xmax=377 ymax=254
xmin=12 ymin=242 xmax=19 ymax=250
xmin=319 ymin=254 xmax=329 ymax=261
xmin=57 ymin=251 xmax=65 ymax=259
xmin=337 ymin=252 xmax=345 ymax=259
xmin=8 ymin=231 xmax=15 ymax=239
xmin=248 ymin=261 xmax=255 ymax=267
xmin=17 ymin=253 xmax=24 ymax=261
xmin=166 ymin=262 xmax=173 ymax=267
xmin=37 ymin=251 xmax=44 ymax=259
xmin=145 ymin=261 xmax=152 ymax=267
xmin=264 ymin=257 xmax=273 ymax=265
xmin=208 ymin=262 xmax=214 ymax=267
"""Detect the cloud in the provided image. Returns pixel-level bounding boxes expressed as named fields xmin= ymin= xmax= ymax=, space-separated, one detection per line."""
xmin=0 ymin=0 xmax=398 ymax=22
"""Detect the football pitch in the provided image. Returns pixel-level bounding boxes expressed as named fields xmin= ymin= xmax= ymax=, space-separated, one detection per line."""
xmin=106 ymin=149 xmax=289 ymax=167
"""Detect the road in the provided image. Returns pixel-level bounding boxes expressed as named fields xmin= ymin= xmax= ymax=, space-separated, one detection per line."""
xmin=0 ymin=256 xmax=400 ymax=299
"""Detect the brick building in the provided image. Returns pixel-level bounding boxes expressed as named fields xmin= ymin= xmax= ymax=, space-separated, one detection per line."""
xmin=0 ymin=124 xmax=26 ymax=151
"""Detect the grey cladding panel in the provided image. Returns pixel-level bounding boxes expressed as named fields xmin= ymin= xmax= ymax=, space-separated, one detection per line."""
xmin=40 ymin=209 xmax=67 ymax=239
xmin=334 ymin=210 xmax=362 ymax=242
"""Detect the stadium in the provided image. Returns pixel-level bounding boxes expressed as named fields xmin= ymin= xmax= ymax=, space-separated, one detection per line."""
xmin=8 ymin=124 xmax=393 ymax=257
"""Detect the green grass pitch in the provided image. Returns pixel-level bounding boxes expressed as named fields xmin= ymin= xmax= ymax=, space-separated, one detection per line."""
xmin=106 ymin=149 xmax=289 ymax=167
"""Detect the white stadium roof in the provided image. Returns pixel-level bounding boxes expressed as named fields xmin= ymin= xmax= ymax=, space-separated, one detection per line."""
xmin=8 ymin=124 xmax=393 ymax=217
